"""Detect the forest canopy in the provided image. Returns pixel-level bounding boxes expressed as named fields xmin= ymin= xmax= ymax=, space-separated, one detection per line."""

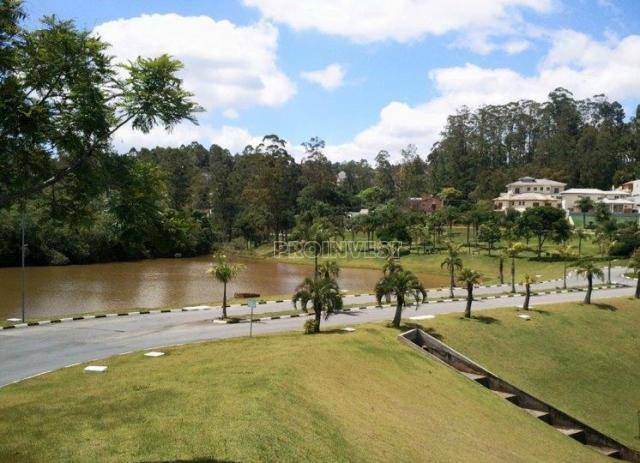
xmin=2 ymin=0 xmax=639 ymax=267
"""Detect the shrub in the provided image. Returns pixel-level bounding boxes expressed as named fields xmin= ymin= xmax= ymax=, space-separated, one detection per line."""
xmin=230 ymin=237 xmax=248 ymax=251
xmin=303 ymin=318 xmax=316 ymax=334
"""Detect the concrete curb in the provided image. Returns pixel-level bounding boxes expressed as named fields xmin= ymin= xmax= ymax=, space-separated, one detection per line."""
xmin=1 ymin=282 xmax=627 ymax=330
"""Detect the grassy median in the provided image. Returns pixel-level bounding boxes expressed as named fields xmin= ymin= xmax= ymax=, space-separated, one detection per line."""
xmin=416 ymin=296 xmax=640 ymax=447
xmin=0 ymin=323 xmax=606 ymax=462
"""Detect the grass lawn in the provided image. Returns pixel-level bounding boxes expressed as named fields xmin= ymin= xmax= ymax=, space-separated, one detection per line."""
xmin=415 ymin=296 xmax=640 ymax=448
xmin=0 ymin=327 xmax=604 ymax=462
xmin=239 ymin=225 xmax=615 ymax=286
xmin=571 ymin=214 xmax=638 ymax=228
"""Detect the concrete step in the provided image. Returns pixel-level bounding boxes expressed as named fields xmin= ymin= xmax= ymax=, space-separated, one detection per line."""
xmin=460 ymin=371 xmax=487 ymax=382
xmin=491 ymin=389 xmax=519 ymax=404
xmin=586 ymin=444 xmax=621 ymax=458
xmin=522 ymin=408 xmax=550 ymax=420
xmin=555 ymin=427 xmax=585 ymax=442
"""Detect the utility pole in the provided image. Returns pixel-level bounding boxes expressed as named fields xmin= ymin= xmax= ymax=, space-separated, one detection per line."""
xmin=20 ymin=202 xmax=26 ymax=322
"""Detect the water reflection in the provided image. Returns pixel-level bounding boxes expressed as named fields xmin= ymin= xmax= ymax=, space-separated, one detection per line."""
xmin=0 ymin=256 xmax=448 ymax=319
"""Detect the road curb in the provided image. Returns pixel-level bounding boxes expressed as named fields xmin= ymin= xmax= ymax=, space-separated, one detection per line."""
xmin=1 ymin=282 xmax=627 ymax=330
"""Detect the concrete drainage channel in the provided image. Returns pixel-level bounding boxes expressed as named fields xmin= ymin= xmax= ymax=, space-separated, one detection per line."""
xmin=399 ymin=328 xmax=640 ymax=461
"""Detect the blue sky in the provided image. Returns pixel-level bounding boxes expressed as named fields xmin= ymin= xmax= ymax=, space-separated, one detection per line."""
xmin=24 ymin=0 xmax=640 ymax=160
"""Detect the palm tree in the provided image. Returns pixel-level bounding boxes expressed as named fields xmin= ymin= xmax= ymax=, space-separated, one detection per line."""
xmin=576 ymin=196 xmax=595 ymax=228
xmin=629 ymin=248 xmax=640 ymax=299
xmin=441 ymin=241 xmax=463 ymax=298
xmin=294 ymin=218 xmax=339 ymax=279
xmin=498 ymin=249 xmax=507 ymax=285
xmin=292 ymin=275 xmax=343 ymax=333
xmin=521 ymin=274 xmax=536 ymax=310
xmin=457 ymin=268 xmax=482 ymax=318
xmin=575 ymin=258 xmax=605 ymax=304
xmin=317 ymin=260 xmax=340 ymax=280
xmin=601 ymin=238 xmax=617 ymax=284
xmin=556 ymin=244 xmax=576 ymax=289
xmin=207 ymin=255 xmax=244 ymax=319
xmin=408 ymin=224 xmax=429 ymax=254
xmin=574 ymin=228 xmax=588 ymax=257
xmin=505 ymin=242 xmax=526 ymax=293
xmin=375 ymin=269 xmax=426 ymax=328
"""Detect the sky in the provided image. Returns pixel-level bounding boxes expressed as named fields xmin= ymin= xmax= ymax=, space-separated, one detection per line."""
xmin=24 ymin=0 xmax=640 ymax=161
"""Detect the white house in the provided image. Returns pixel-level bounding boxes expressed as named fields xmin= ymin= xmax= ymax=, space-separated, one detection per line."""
xmin=347 ymin=208 xmax=369 ymax=219
xmin=494 ymin=177 xmax=566 ymax=212
xmin=616 ymin=179 xmax=640 ymax=212
xmin=561 ymin=188 xmax=634 ymax=214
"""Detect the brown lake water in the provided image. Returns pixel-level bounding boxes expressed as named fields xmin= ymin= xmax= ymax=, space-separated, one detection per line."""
xmin=0 ymin=256 xmax=448 ymax=319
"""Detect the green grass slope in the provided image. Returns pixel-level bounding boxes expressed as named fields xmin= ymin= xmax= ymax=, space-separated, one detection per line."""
xmin=417 ymin=297 xmax=640 ymax=448
xmin=0 ymin=326 xmax=604 ymax=462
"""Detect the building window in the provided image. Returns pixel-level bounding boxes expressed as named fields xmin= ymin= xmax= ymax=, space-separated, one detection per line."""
xmin=554 ymin=188 xmax=559 ymax=193
xmin=533 ymin=202 xmax=539 ymax=207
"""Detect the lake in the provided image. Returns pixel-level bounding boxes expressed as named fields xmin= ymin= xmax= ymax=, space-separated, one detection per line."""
xmin=0 ymin=256 xmax=448 ymax=319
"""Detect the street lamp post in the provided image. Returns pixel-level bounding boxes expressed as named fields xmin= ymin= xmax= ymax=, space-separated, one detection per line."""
xmin=20 ymin=203 xmax=26 ymax=323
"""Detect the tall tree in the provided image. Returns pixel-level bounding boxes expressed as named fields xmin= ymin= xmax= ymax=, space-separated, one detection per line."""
xmin=629 ymin=248 xmax=640 ymax=299
xmin=0 ymin=5 xmax=200 ymax=209
xmin=518 ymin=207 xmax=571 ymax=258
xmin=207 ymin=254 xmax=243 ymax=319
xmin=293 ymin=273 xmax=343 ymax=333
xmin=505 ymin=242 xmax=526 ymax=293
xmin=457 ymin=268 xmax=482 ymax=318
xmin=441 ymin=241 xmax=463 ymax=298
xmin=555 ymin=244 xmax=576 ymax=289
xmin=375 ymin=268 xmax=426 ymax=328
xmin=575 ymin=259 xmax=604 ymax=304
xmin=576 ymin=196 xmax=595 ymax=228
xmin=521 ymin=274 xmax=536 ymax=310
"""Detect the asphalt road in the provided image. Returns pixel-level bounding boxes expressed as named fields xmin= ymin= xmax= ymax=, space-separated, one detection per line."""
xmin=0 ymin=267 xmax=635 ymax=388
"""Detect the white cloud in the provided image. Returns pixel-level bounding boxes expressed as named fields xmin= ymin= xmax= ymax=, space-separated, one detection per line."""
xmin=243 ymin=0 xmax=552 ymax=47
xmin=93 ymin=14 xmax=296 ymax=111
xmin=223 ymin=108 xmax=240 ymax=120
xmin=324 ymin=31 xmax=640 ymax=162
xmin=503 ymin=39 xmax=531 ymax=54
xmin=301 ymin=63 xmax=346 ymax=90
xmin=113 ymin=122 xmax=262 ymax=154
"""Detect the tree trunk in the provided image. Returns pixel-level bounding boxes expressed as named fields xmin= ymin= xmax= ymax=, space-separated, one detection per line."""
xmin=511 ymin=258 xmax=516 ymax=293
xmin=578 ymin=237 xmax=582 ymax=257
xmin=607 ymin=260 xmax=611 ymax=284
xmin=537 ymin=238 xmax=542 ymax=258
xmin=563 ymin=262 xmax=567 ymax=289
xmin=523 ymin=283 xmax=530 ymax=310
xmin=465 ymin=284 xmax=473 ymax=318
xmin=449 ymin=267 xmax=455 ymax=298
xmin=499 ymin=257 xmax=504 ymax=284
xmin=584 ymin=274 xmax=593 ymax=304
xmin=582 ymin=212 xmax=586 ymax=227
xmin=222 ymin=282 xmax=228 ymax=319
xmin=314 ymin=250 xmax=318 ymax=279
xmin=466 ymin=225 xmax=471 ymax=254
xmin=392 ymin=296 xmax=403 ymax=328
xmin=314 ymin=309 xmax=321 ymax=333
xmin=635 ymin=277 xmax=640 ymax=299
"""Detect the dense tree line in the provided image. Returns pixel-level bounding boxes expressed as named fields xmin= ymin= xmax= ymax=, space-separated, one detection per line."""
xmin=3 ymin=1 xmax=640 ymax=266
xmin=4 ymin=89 xmax=640 ymax=265
xmin=428 ymin=88 xmax=640 ymax=198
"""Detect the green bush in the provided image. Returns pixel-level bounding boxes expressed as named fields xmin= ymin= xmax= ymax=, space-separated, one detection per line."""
xmin=303 ymin=318 xmax=316 ymax=334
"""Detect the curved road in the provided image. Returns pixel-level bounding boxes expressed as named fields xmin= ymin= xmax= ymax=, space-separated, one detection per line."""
xmin=0 ymin=267 xmax=635 ymax=388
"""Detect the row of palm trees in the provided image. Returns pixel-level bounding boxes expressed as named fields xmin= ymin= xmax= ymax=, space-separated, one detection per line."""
xmin=207 ymin=247 xmax=640 ymax=332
